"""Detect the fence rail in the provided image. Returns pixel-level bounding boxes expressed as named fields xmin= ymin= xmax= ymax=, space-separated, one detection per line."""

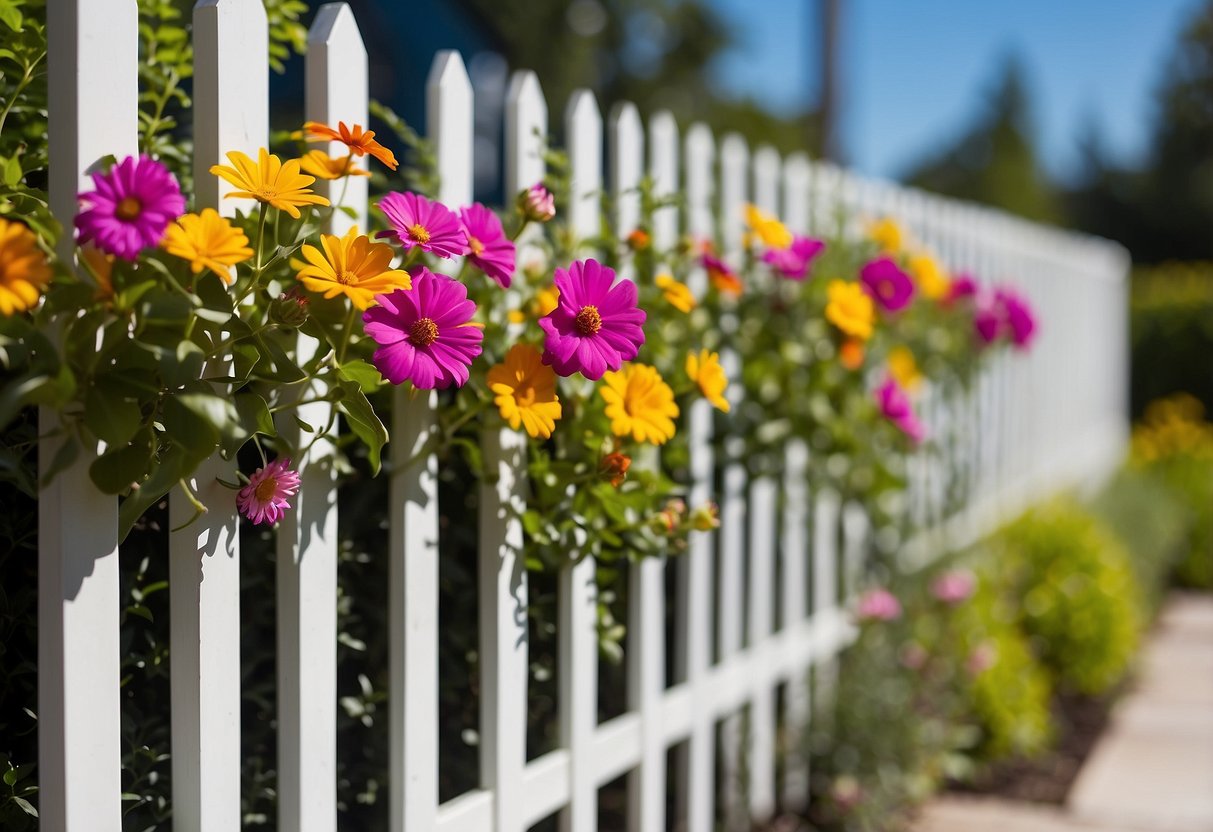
xmin=38 ymin=1 xmax=1129 ymax=830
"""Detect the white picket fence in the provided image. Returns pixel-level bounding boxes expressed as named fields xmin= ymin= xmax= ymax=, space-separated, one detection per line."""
xmin=37 ymin=1 xmax=1130 ymax=831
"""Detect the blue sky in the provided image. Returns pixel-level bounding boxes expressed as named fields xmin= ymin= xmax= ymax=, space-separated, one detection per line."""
xmin=705 ymin=0 xmax=1204 ymax=182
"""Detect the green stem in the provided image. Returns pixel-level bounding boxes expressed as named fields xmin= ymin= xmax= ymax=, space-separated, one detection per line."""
xmin=270 ymin=395 xmax=332 ymax=414
xmin=0 ymin=61 xmax=37 ymax=138
xmin=334 ymin=305 xmax=358 ymax=366
xmin=254 ymin=202 xmax=269 ymax=272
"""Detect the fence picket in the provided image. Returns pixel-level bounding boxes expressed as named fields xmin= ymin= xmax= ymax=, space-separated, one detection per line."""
xmin=476 ymin=68 xmax=546 ymax=832
xmin=41 ymin=5 xmax=135 ymax=829
xmin=780 ymin=440 xmax=811 ymax=811
xmin=272 ymin=6 xmax=368 ymax=830
xmin=678 ymin=120 xmax=718 ymax=832
xmin=746 ymin=475 xmax=778 ymax=820
xmin=169 ymin=2 xmax=268 ymax=828
xmin=782 ymin=153 xmax=811 ymax=233
xmin=608 ymin=101 xmax=643 ymax=281
xmin=649 ymin=111 xmax=679 ymax=251
xmin=752 ymin=145 xmax=781 ymax=214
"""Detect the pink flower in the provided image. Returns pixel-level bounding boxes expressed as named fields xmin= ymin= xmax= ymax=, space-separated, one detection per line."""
xmin=931 ymin=569 xmax=976 ymax=604
xmin=998 ymin=287 xmax=1037 ymax=350
xmin=519 ymin=182 xmax=555 ymax=222
xmin=237 ymin=458 xmax=301 ymax=525
xmin=860 ymin=256 xmax=915 ymax=313
xmin=76 ymin=155 xmax=185 ymax=260
xmin=945 ymin=273 xmax=978 ymax=305
xmin=539 ymin=258 xmax=645 ymax=380
xmin=875 ymin=377 xmax=926 ymax=444
xmin=701 ymin=252 xmax=742 ymax=295
xmin=459 ymin=203 xmax=515 ymax=288
xmin=762 ymin=235 xmax=825 ymax=280
xmin=363 ymin=267 xmax=483 ymax=389
xmin=377 ymin=191 xmax=467 ymax=259
xmin=966 ymin=641 xmax=997 ymax=676
xmin=856 ymin=587 xmax=902 ymax=621
xmin=974 ymin=297 xmax=1002 ymax=345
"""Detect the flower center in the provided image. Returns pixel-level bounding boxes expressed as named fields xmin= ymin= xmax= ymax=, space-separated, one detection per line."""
xmin=254 ymin=477 xmax=279 ymax=503
xmin=336 ymin=270 xmax=358 ymax=285
xmin=574 ymin=305 xmax=602 ymax=336
xmin=879 ymin=281 xmax=895 ymax=299
xmin=115 ymin=197 xmax=142 ymax=221
xmin=515 ymin=383 xmax=537 ymax=408
xmin=409 ymin=224 xmax=431 ymax=244
xmin=468 ymin=235 xmax=485 ymax=256
xmin=408 ymin=317 xmax=439 ymax=347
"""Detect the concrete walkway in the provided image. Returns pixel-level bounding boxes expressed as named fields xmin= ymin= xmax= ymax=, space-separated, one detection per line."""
xmin=914 ymin=593 xmax=1213 ymax=832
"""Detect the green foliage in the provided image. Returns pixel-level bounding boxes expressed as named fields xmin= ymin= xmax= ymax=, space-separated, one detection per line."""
xmin=952 ymin=577 xmax=1054 ymax=759
xmin=999 ymin=503 xmax=1143 ymax=695
xmin=1130 ymin=262 xmax=1213 ymax=418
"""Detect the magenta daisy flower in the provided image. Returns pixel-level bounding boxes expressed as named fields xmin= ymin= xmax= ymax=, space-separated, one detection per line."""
xmin=762 ymin=235 xmax=825 ymax=280
xmin=997 ymin=286 xmax=1037 ymax=350
xmin=75 ymin=155 xmax=185 ymax=261
xmin=974 ymin=295 xmax=1002 ymax=345
xmin=460 ymin=203 xmax=516 ymax=288
xmin=945 ymin=272 xmax=978 ymax=305
xmin=860 ymin=256 xmax=915 ymax=313
xmin=236 ymin=458 xmax=301 ymax=526
xmin=376 ymin=191 xmax=468 ymax=259
xmin=362 ymin=267 xmax=483 ymax=389
xmin=875 ymin=377 xmax=925 ymax=444
xmin=539 ymin=258 xmax=646 ymax=380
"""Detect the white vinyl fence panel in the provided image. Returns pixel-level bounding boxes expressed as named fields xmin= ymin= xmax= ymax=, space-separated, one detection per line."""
xmin=36 ymin=3 xmax=1130 ymax=831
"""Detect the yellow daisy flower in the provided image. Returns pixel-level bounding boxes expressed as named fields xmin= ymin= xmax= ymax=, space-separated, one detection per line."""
xmin=868 ymin=217 xmax=904 ymax=253
xmin=299 ymin=149 xmax=371 ymax=181
xmin=744 ymin=203 xmax=793 ymax=249
xmin=600 ymin=363 xmax=680 ymax=445
xmin=162 ymin=208 xmax=254 ymax=284
xmin=209 ymin=148 xmax=330 ymax=218
xmin=908 ymin=253 xmax=950 ymax=301
xmin=292 ymin=226 xmax=410 ymax=310
xmin=685 ymin=349 xmax=730 ymax=413
xmin=656 ymin=273 xmax=696 ymax=313
xmin=487 ymin=343 xmax=562 ymax=439
xmin=887 ymin=345 xmax=923 ymax=391
xmin=825 ymin=279 xmax=875 ymax=341
xmin=0 ymin=218 xmax=52 ymax=316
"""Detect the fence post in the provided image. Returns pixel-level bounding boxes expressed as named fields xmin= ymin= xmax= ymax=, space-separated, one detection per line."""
xmin=170 ymin=2 xmax=268 ymax=829
xmin=41 ymin=2 xmax=135 ymax=829
xmin=780 ymin=439 xmax=810 ymax=812
xmin=559 ymin=88 xmax=603 ymax=832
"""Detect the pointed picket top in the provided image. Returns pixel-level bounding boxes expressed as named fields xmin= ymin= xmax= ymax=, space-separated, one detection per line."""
xmin=719 ymin=132 xmax=749 ymax=257
xmin=505 ymin=70 xmax=548 ymax=197
xmin=648 ymin=110 xmax=679 ymax=250
xmin=565 ymin=89 xmax=603 ymax=244
xmin=782 ymin=152 xmax=811 ymax=234
xmin=306 ymin=1 xmax=368 ymax=235
xmin=752 ymin=145 xmax=781 ymax=215
xmin=684 ymin=122 xmax=715 ymax=239
xmin=427 ymin=50 xmax=473 ymax=208
xmin=609 ymin=101 xmax=643 ymax=260
xmin=193 ymin=0 xmax=269 ymax=213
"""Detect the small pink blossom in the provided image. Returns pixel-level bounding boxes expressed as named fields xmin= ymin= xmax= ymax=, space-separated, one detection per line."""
xmin=519 ymin=182 xmax=555 ymax=222
xmin=945 ymin=273 xmax=978 ymax=305
xmin=539 ymin=258 xmax=645 ymax=380
xmin=856 ymin=587 xmax=902 ymax=621
xmin=76 ymin=155 xmax=185 ymax=260
xmin=931 ymin=569 xmax=976 ymax=605
xmin=860 ymin=256 xmax=915 ymax=312
xmin=377 ymin=191 xmax=467 ymax=259
xmin=875 ymin=377 xmax=926 ymax=444
xmin=459 ymin=203 xmax=515 ymax=287
xmin=237 ymin=458 xmax=301 ymax=526
xmin=762 ymin=234 xmax=825 ymax=280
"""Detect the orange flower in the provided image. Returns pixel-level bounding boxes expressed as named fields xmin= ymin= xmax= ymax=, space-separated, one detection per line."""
xmin=627 ymin=228 xmax=651 ymax=251
xmin=299 ymin=149 xmax=371 ymax=181
xmin=305 ymin=121 xmax=398 ymax=170
xmin=599 ymin=451 xmax=632 ymax=487
xmin=839 ymin=338 xmax=865 ymax=370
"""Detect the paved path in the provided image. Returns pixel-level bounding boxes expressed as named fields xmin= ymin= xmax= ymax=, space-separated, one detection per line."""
xmin=915 ymin=593 xmax=1213 ymax=832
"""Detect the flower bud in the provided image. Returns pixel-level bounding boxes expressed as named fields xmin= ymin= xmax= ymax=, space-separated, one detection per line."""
xmin=518 ymin=182 xmax=555 ymax=223
xmin=269 ymin=288 xmax=310 ymax=328
xmin=598 ymin=451 xmax=631 ymax=487
xmin=689 ymin=502 xmax=719 ymax=531
xmin=626 ymin=228 xmax=650 ymax=251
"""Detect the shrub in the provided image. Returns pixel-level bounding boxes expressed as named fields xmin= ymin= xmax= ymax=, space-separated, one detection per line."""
xmin=1130 ymin=262 xmax=1213 ymax=418
xmin=999 ymin=503 xmax=1143 ymax=695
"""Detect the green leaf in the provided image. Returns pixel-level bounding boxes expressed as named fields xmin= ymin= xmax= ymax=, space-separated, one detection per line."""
xmin=40 ymin=434 xmax=79 ymax=487
xmin=0 ymin=1 xmax=23 ymax=32
xmin=160 ymin=395 xmax=220 ymax=470
xmin=335 ymin=379 xmax=388 ymax=474
xmin=84 ymin=378 xmax=142 ymax=446
xmin=2 ymin=153 xmax=22 ymax=186
xmin=160 ymin=339 xmax=205 ymax=389
xmin=117 ymin=444 xmax=187 ymax=541
xmin=222 ymin=392 xmax=275 ymax=457
xmin=13 ymin=796 xmax=38 ymax=818
xmin=89 ymin=436 xmax=153 ymax=495
xmin=337 ymin=359 xmax=383 ymax=392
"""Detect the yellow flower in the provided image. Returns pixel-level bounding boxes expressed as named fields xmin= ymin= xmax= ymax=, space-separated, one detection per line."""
xmin=298 ymin=149 xmax=371 ymax=181
xmin=292 ymin=226 xmax=410 ymax=310
xmin=887 ymin=345 xmax=923 ymax=391
xmin=210 ymin=148 xmax=330 ymax=218
xmin=656 ymin=273 xmax=696 ymax=313
xmin=0 ymin=218 xmax=52 ymax=315
xmin=744 ymin=203 xmax=792 ymax=249
xmin=487 ymin=343 xmax=562 ymax=439
xmin=162 ymin=208 xmax=254 ymax=284
xmin=685 ymin=349 xmax=730 ymax=413
xmin=535 ymin=285 xmax=560 ymax=317
xmin=868 ymin=217 xmax=904 ymax=253
xmin=908 ymin=253 xmax=950 ymax=301
xmin=600 ymin=363 xmax=680 ymax=445
xmin=825 ymin=280 xmax=875 ymax=341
